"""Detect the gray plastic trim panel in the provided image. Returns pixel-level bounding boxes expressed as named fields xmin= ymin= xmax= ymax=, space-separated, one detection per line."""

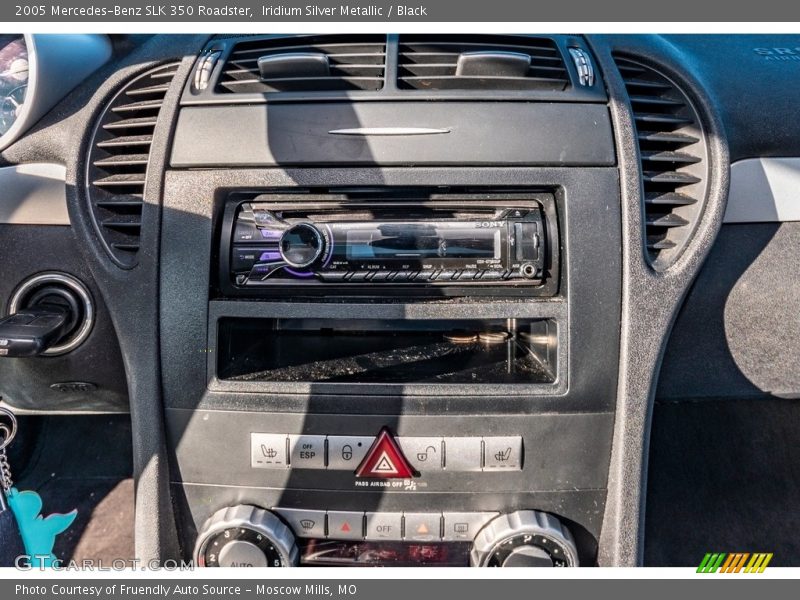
xmin=170 ymin=102 xmax=615 ymax=168
xmin=725 ymin=158 xmax=800 ymax=223
xmin=0 ymin=163 xmax=69 ymax=225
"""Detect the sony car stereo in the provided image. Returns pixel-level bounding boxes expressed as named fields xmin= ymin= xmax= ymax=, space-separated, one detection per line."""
xmin=218 ymin=191 xmax=559 ymax=297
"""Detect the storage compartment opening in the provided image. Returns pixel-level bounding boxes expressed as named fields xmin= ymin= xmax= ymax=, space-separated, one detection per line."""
xmin=217 ymin=317 xmax=558 ymax=385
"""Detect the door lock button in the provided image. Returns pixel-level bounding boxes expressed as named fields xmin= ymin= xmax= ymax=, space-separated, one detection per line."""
xmin=327 ymin=436 xmax=375 ymax=471
xmin=397 ymin=437 xmax=444 ymax=472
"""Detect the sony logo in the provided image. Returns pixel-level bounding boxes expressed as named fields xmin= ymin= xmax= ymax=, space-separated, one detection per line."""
xmin=475 ymin=221 xmax=503 ymax=228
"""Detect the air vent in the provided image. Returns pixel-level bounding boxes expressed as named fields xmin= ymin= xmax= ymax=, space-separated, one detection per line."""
xmin=217 ymin=35 xmax=386 ymax=93
xmin=614 ymin=56 xmax=709 ymax=269
xmin=87 ymin=62 xmax=179 ymax=268
xmin=397 ymin=35 xmax=569 ymax=91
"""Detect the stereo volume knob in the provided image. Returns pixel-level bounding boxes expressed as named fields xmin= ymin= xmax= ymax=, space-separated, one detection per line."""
xmin=470 ymin=511 xmax=579 ymax=567
xmin=194 ymin=505 xmax=298 ymax=567
xmin=279 ymin=223 xmax=325 ymax=269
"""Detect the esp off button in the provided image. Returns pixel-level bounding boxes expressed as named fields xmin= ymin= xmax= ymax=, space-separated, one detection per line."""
xmin=288 ymin=435 xmax=325 ymax=469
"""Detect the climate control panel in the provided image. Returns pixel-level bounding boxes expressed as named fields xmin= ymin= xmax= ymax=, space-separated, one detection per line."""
xmin=194 ymin=506 xmax=578 ymax=567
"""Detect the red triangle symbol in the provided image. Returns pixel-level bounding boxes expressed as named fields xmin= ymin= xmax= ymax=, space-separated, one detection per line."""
xmin=341 ymin=522 xmax=351 ymax=532
xmin=355 ymin=427 xmax=416 ymax=479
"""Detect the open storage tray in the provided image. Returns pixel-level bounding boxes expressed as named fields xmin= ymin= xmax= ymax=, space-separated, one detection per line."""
xmin=217 ymin=317 xmax=558 ymax=385
xmin=206 ymin=300 xmax=568 ymax=396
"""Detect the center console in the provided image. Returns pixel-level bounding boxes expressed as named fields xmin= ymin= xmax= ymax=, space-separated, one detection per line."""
xmin=158 ymin=34 xmax=622 ymax=567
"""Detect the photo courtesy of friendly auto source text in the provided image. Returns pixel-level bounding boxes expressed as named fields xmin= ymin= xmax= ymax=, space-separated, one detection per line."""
xmin=0 ymin=0 xmax=799 ymax=596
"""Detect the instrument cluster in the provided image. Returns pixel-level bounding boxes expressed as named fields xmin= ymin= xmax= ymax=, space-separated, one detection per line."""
xmin=0 ymin=35 xmax=29 ymax=138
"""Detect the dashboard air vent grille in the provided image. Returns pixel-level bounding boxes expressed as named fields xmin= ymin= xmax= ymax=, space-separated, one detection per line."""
xmin=397 ymin=35 xmax=569 ymax=90
xmin=614 ymin=56 xmax=709 ymax=269
xmin=217 ymin=35 xmax=386 ymax=93
xmin=87 ymin=62 xmax=179 ymax=268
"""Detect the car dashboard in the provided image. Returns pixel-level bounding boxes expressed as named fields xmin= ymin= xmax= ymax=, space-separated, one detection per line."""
xmin=1 ymin=33 xmax=798 ymax=567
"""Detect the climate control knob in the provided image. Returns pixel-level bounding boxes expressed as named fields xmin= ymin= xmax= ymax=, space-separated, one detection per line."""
xmin=194 ymin=505 xmax=298 ymax=567
xmin=279 ymin=222 xmax=325 ymax=269
xmin=470 ymin=511 xmax=579 ymax=567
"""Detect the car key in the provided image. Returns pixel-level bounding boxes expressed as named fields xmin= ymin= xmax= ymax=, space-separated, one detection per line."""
xmin=0 ymin=305 xmax=71 ymax=358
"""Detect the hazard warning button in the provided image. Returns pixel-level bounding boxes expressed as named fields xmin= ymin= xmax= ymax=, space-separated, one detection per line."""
xmin=355 ymin=427 xmax=416 ymax=479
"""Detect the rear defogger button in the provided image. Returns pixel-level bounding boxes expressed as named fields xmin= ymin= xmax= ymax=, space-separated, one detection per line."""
xmin=442 ymin=512 xmax=499 ymax=542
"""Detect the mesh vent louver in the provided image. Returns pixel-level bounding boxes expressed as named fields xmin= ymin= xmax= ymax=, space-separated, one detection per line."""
xmin=397 ymin=35 xmax=569 ymax=91
xmin=87 ymin=62 xmax=179 ymax=268
xmin=614 ymin=56 xmax=709 ymax=269
xmin=217 ymin=35 xmax=386 ymax=93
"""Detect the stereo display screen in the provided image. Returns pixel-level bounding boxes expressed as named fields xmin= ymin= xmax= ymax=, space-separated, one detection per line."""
xmin=344 ymin=223 xmax=502 ymax=260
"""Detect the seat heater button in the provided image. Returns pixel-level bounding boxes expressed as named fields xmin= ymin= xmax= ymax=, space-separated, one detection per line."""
xmin=250 ymin=433 xmax=288 ymax=469
xmin=288 ymin=435 xmax=326 ymax=469
xmin=365 ymin=512 xmax=403 ymax=541
xmin=403 ymin=513 xmax=443 ymax=542
xmin=483 ymin=436 xmax=523 ymax=471
xmin=328 ymin=511 xmax=365 ymax=540
xmin=442 ymin=437 xmax=483 ymax=472
xmin=327 ymin=436 xmax=375 ymax=471
xmin=442 ymin=512 xmax=499 ymax=542
xmin=273 ymin=508 xmax=326 ymax=538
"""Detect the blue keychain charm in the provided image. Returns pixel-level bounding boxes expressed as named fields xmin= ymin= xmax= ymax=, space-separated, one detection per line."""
xmin=7 ymin=488 xmax=77 ymax=567
xmin=0 ymin=407 xmax=77 ymax=568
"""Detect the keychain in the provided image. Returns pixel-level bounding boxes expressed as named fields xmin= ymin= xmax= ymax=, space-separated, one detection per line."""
xmin=0 ymin=406 xmax=77 ymax=568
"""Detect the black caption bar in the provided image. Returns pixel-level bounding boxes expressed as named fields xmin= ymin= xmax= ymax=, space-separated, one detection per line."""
xmin=4 ymin=579 xmax=794 ymax=600
xmin=3 ymin=0 xmax=800 ymax=21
